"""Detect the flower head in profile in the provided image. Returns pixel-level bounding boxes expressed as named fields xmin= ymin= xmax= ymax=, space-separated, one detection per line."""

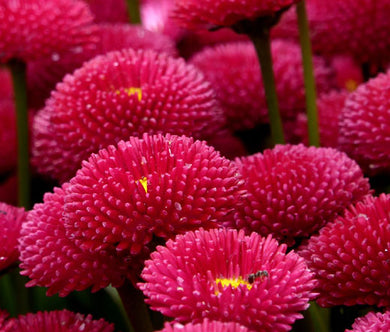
xmin=139 ymin=228 xmax=317 ymax=332
xmin=299 ymin=194 xmax=390 ymax=307
xmin=346 ymin=310 xmax=390 ymax=332
xmin=1 ymin=309 xmax=114 ymax=331
xmin=32 ymin=48 xmax=224 ymax=182
xmin=0 ymin=202 xmax=27 ymax=271
xmin=190 ymin=40 xmax=335 ymax=131
xmin=338 ymin=70 xmax=390 ymax=176
xmin=172 ymin=0 xmax=300 ymax=29
xmin=160 ymin=319 xmax=249 ymax=332
xmin=0 ymin=0 xmax=98 ymax=63
xmin=229 ymin=144 xmax=371 ymax=245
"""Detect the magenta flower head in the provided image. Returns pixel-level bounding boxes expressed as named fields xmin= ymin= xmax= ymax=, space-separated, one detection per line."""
xmin=338 ymin=71 xmax=390 ymax=176
xmin=63 ymin=133 xmax=244 ymax=256
xmin=306 ymin=0 xmax=390 ymax=64
xmin=299 ymin=194 xmax=390 ymax=307
xmin=229 ymin=144 xmax=371 ymax=245
xmin=139 ymin=228 xmax=317 ymax=331
xmin=0 ymin=202 xmax=26 ymax=271
xmin=32 ymin=48 xmax=224 ymax=182
xmin=160 ymin=319 xmax=249 ymax=332
xmin=1 ymin=309 xmax=114 ymax=331
xmin=346 ymin=310 xmax=390 ymax=332
xmin=293 ymin=90 xmax=349 ymax=148
xmin=190 ymin=40 xmax=335 ymax=131
xmin=19 ymin=184 xmax=145 ymax=296
xmin=172 ymin=0 xmax=300 ymax=29
xmin=0 ymin=0 xmax=98 ymax=63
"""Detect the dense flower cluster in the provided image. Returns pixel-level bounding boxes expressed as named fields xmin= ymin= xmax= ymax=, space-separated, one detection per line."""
xmin=32 ymin=48 xmax=225 ymax=182
xmin=229 ymin=144 xmax=370 ymax=244
xmin=346 ymin=310 xmax=390 ymax=332
xmin=140 ymin=228 xmax=317 ymax=331
xmin=299 ymin=194 xmax=390 ymax=307
xmin=160 ymin=319 xmax=249 ymax=332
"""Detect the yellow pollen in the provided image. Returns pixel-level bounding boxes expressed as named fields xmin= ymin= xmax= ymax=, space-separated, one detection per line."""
xmin=138 ymin=176 xmax=148 ymax=193
xmin=345 ymin=79 xmax=358 ymax=92
xmin=215 ymin=277 xmax=252 ymax=294
xmin=115 ymin=87 xmax=142 ymax=101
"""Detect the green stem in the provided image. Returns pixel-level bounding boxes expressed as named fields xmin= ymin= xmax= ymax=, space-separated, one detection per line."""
xmin=8 ymin=59 xmax=30 ymax=209
xmin=250 ymin=29 xmax=285 ymax=145
xmin=308 ymin=301 xmax=330 ymax=332
xmin=125 ymin=0 xmax=141 ymax=24
xmin=105 ymin=286 xmax=135 ymax=332
xmin=296 ymin=0 xmax=320 ymax=147
xmin=117 ymin=280 xmax=153 ymax=332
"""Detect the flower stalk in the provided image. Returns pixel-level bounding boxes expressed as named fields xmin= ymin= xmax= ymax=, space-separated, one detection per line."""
xmin=125 ymin=0 xmax=142 ymax=24
xmin=296 ymin=0 xmax=320 ymax=147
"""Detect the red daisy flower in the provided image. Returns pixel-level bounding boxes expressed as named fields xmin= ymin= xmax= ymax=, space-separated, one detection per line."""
xmin=0 ymin=202 xmax=27 ymax=271
xmin=346 ymin=310 xmax=390 ymax=332
xmin=305 ymin=0 xmax=390 ymax=65
xmin=19 ymin=184 xmax=148 ymax=296
xmin=32 ymin=48 xmax=225 ymax=182
xmin=139 ymin=228 xmax=317 ymax=331
xmin=293 ymin=90 xmax=349 ymax=148
xmin=230 ymin=144 xmax=371 ymax=245
xmin=299 ymin=194 xmax=390 ymax=307
xmin=172 ymin=0 xmax=300 ymax=29
xmin=190 ymin=40 xmax=335 ymax=131
xmin=63 ymin=133 xmax=244 ymax=256
xmin=0 ymin=0 xmax=98 ymax=63
xmin=1 ymin=309 xmax=114 ymax=331
xmin=338 ymin=71 xmax=390 ymax=176
xmin=160 ymin=319 xmax=249 ymax=332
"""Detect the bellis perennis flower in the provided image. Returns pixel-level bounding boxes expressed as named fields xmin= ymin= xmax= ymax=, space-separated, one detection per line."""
xmin=139 ymin=228 xmax=317 ymax=332
xmin=160 ymin=319 xmax=249 ymax=332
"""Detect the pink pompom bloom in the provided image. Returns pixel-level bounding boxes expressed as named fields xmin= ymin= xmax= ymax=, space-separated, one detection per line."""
xmin=190 ymin=40 xmax=335 ymax=131
xmin=32 ymin=48 xmax=224 ymax=182
xmin=63 ymin=133 xmax=244 ymax=256
xmin=338 ymin=71 xmax=390 ymax=176
xmin=1 ymin=309 xmax=114 ymax=331
xmin=346 ymin=310 xmax=390 ymax=332
xmin=0 ymin=202 xmax=26 ymax=271
xmin=19 ymin=184 xmax=147 ymax=296
xmin=0 ymin=0 xmax=98 ymax=63
xmin=299 ymin=194 xmax=390 ymax=307
xmin=139 ymin=228 xmax=317 ymax=332
xmin=229 ymin=144 xmax=370 ymax=245
xmin=172 ymin=0 xmax=300 ymax=29
xmin=306 ymin=0 xmax=390 ymax=64
xmin=293 ymin=90 xmax=349 ymax=148
xmin=160 ymin=319 xmax=249 ymax=332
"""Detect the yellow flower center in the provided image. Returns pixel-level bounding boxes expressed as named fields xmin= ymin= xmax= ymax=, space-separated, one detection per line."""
xmin=215 ymin=276 xmax=252 ymax=294
xmin=138 ymin=176 xmax=148 ymax=193
xmin=115 ymin=87 xmax=142 ymax=101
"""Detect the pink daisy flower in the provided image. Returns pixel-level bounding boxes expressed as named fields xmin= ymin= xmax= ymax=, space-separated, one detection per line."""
xmin=19 ymin=184 xmax=147 ymax=296
xmin=190 ymin=40 xmax=335 ymax=131
xmin=160 ymin=319 xmax=249 ymax=332
xmin=346 ymin=310 xmax=390 ymax=332
xmin=172 ymin=0 xmax=300 ymax=29
xmin=0 ymin=202 xmax=26 ymax=271
xmin=0 ymin=0 xmax=98 ymax=63
xmin=32 ymin=48 xmax=224 ymax=182
xmin=139 ymin=228 xmax=317 ymax=332
xmin=230 ymin=144 xmax=371 ymax=245
xmin=63 ymin=133 xmax=244 ymax=256
xmin=299 ymin=194 xmax=390 ymax=307
xmin=338 ymin=71 xmax=390 ymax=176
xmin=1 ymin=309 xmax=114 ymax=331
